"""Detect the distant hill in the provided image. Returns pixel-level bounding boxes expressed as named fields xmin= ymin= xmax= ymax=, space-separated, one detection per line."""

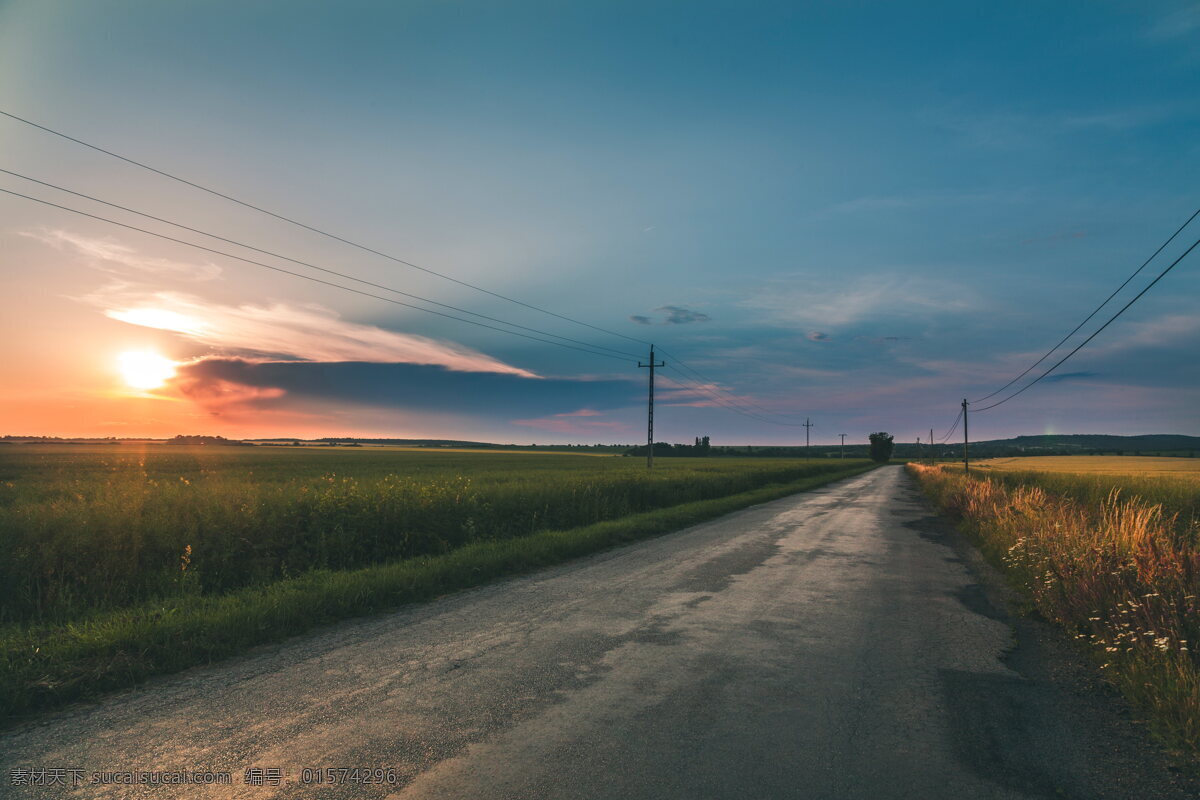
xmin=889 ymin=433 xmax=1200 ymax=459
xmin=4 ymin=433 xmax=1198 ymax=458
xmin=631 ymin=434 xmax=1200 ymax=459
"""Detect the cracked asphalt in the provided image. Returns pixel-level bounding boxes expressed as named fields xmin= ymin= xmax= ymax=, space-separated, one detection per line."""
xmin=3 ymin=465 xmax=1195 ymax=799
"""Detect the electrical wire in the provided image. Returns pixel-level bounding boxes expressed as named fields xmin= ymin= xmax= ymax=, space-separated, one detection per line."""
xmin=938 ymin=408 xmax=963 ymax=443
xmin=0 ymin=167 xmax=643 ymax=360
xmin=974 ymin=233 xmax=1200 ymax=412
xmin=0 ymin=108 xmax=651 ymax=348
xmin=972 ymin=207 xmax=1200 ymax=403
xmin=0 ymin=186 xmax=639 ymax=364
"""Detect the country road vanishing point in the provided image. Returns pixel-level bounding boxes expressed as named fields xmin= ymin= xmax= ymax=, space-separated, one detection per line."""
xmin=3 ymin=466 xmax=1195 ymax=800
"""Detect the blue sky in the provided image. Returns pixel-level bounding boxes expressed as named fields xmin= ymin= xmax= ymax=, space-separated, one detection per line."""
xmin=1 ymin=0 xmax=1197 ymax=444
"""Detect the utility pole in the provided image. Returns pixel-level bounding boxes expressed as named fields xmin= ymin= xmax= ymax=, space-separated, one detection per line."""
xmin=839 ymin=433 xmax=846 ymax=459
xmin=803 ymin=418 xmax=814 ymax=460
xmin=930 ymin=428 xmax=934 ymax=465
xmin=917 ymin=436 xmax=921 ymax=463
xmin=638 ymin=345 xmax=665 ymax=469
xmin=962 ymin=398 xmax=970 ymax=474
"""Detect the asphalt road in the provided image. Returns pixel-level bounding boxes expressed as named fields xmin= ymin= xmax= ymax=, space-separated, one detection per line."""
xmin=3 ymin=466 xmax=1194 ymax=799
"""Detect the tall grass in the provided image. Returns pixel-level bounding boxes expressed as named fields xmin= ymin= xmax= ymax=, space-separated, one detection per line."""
xmin=910 ymin=463 xmax=1200 ymax=754
xmin=0 ymin=453 xmax=877 ymax=722
xmin=0 ymin=446 xmax=867 ymax=624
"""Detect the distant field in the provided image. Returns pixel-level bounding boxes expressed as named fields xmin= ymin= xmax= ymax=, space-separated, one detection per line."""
xmin=974 ymin=455 xmax=1200 ymax=475
xmin=0 ymin=443 xmax=874 ymax=721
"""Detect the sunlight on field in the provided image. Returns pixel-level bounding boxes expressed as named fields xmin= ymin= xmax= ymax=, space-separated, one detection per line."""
xmin=0 ymin=443 xmax=871 ymax=625
xmin=974 ymin=456 xmax=1200 ymax=476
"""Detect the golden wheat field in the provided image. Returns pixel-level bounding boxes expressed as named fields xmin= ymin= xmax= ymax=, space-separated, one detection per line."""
xmin=973 ymin=455 xmax=1200 ymax=476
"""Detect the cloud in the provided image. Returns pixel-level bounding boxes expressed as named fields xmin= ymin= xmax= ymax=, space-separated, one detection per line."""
xmin=741 ymin=273 xmax=973 ymax=329
xmin=554 ymin=408 xmax=602 ymax=417
xmin=1147 ymin=5 xmax=1200 ymax=39
xmin=929 ymin=106 xmax=1177 ymax=151
xmin=807 ymin=331 xmax=830 ymax=342
xmin=818 ymin=188 xmax=1029 ymax=217
xmin=1084 ymin=313 xmax=1200 ymax=355
xmin=166 ymin=359 xmax=640 ymax=419
xmin=658 ymin=305 xmax=711 ymax=324
xmin=1042 ymin=371 xmax=1098 ymax=383
xmin=25 ymin=229 xmax=223 ymax=280
xmin=512 ymin=408 xmax=631 ymax=434
xmin=91 ymin=287 xmax=536 ymax=376
xmin=630 ymin=306 xmax=711 ymax=325
xmin=173 ymin=374 xmax=288 ymax=417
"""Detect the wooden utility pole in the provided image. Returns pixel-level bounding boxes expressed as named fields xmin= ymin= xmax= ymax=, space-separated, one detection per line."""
xmin=803 ymin=418 xmax=814 ymax=460
xmin=917 ymin=436 xmax=921 ymax=463
xmin=930 ymin=428 xmax=934 ymax=465
xmin=638 ymin=345 xmax=665 ymax=469
xmin=839 ymin=433 xmax=847 ymax=459
xmin=962 ymin=398 xmax=970 ymax=474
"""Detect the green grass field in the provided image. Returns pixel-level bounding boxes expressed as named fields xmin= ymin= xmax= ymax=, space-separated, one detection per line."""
xmin=0 ymin=444 xmax=873 ymax=722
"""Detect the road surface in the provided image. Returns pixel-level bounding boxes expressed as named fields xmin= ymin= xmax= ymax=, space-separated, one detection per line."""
xmin=2 ymin=466 xmax=1193 ymax=799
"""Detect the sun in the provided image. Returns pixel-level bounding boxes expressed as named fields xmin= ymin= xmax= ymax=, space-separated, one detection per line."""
xmin=117 ymin=350 xmax=178 ymax=391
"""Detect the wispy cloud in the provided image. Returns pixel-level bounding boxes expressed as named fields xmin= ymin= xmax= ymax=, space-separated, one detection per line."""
xmin=1042 ymin=371 xmax=1098 ymax=383
xmin=741 ymin=273 xmax=973 ymax=329
xmin=91 ymin=287 xmax=538 ymax=377
xmin=511 ymin=408 xmax=631 ymax=434
xmin=1147 ymin=4 xmax=1200 ymax=39
xmin=929 ymin=105 xmax=1180 ymax=150
xmin=24 ymin=229 xmax=223 ymax=280
xmin=819 ymin=188 xmax=1029 ymax=217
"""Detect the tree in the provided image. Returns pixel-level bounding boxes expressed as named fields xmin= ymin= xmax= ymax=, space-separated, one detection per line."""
xmin=868 ymin=432 xmax=894 ymax=463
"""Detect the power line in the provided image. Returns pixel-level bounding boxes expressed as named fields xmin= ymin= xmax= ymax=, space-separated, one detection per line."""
xmin=0 ymin=165 xmax=821 ymax=418
xmin=0 ymin=108 xmax=651 ymax=348
xmin=938 ymin=407 xmax=963 ymax=443
xmin=0 ymin=167 xmax=643 ymax=360
xmin=974 ymin=232 xmax=1200 ymax=412
xmin=0 ymin=186 xmax=639 ymax=364
xmin=972 ymin=206 xmax=1200 ymax=403
xmin=1 ymin=110 xmax=827 ymax=427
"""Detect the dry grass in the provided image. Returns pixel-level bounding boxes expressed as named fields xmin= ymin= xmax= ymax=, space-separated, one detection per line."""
xmin=909 ymin=463 xmax=1200 ymax=756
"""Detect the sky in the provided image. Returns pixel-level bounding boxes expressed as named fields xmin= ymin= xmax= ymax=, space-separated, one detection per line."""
xmin=1 ymin=0 xmax=1198 ymax=445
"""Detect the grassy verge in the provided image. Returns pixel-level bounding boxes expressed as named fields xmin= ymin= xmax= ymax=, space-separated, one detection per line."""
xmin=0 ymin=462 xmax=875 ymax=725
xmin=908 ymin=463 xmax=1200 ymax=757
